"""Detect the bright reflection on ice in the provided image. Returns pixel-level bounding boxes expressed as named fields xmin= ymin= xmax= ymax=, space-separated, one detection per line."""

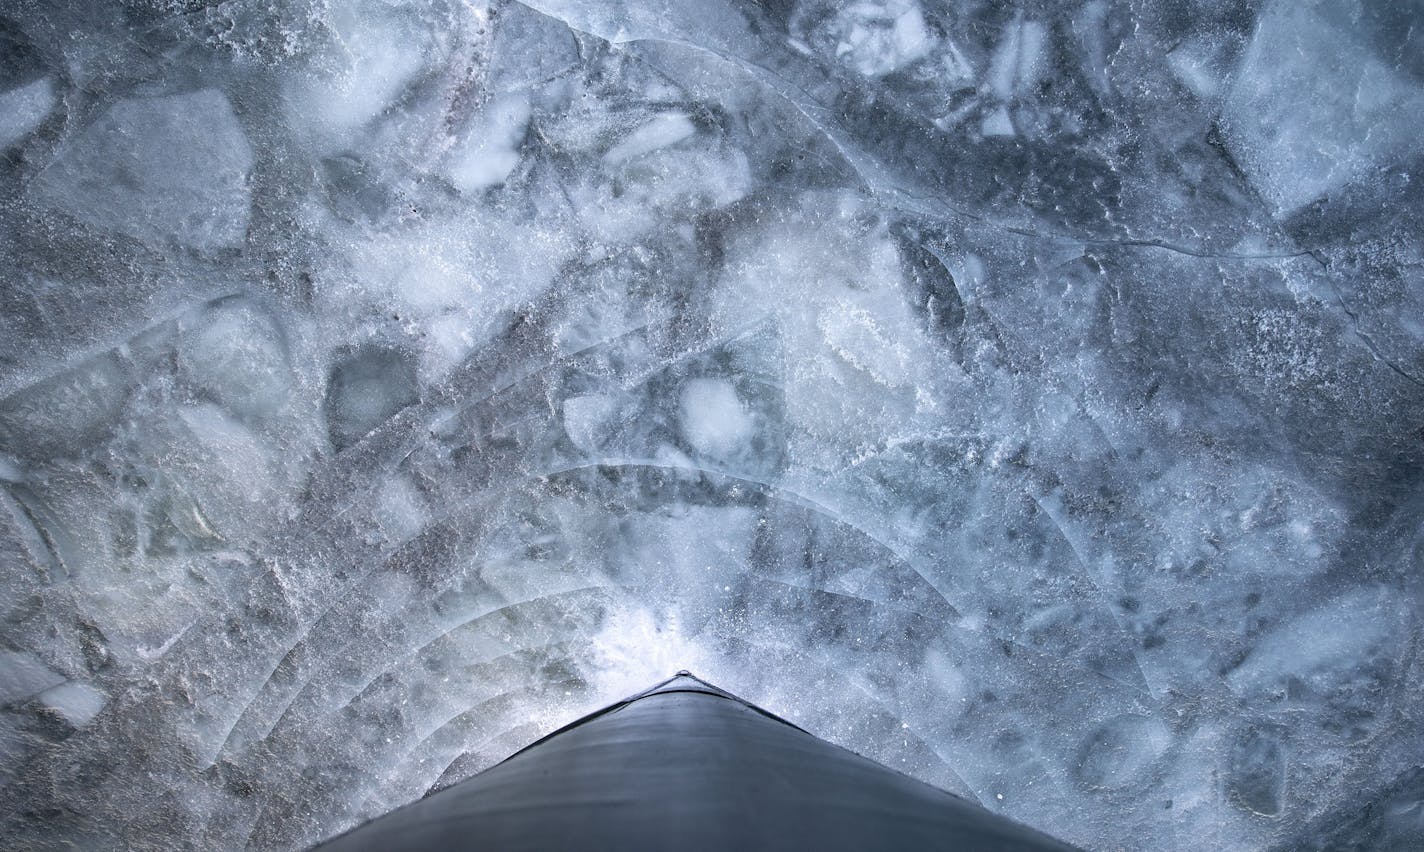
xmin=581 ymin=608 xmax=716 ymax=701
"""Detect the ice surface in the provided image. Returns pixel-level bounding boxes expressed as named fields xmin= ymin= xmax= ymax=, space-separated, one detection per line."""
xmin=0 ymin=1 xmax=1422 ymax=850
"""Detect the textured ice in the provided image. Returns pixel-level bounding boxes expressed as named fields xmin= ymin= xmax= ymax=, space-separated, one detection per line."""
xmin=0 ymin=1 xmax=1422 ymax=850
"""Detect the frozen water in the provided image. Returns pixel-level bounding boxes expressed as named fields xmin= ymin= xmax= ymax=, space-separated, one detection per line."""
xmin=0 ymin=0 xmax=1422 ymax=850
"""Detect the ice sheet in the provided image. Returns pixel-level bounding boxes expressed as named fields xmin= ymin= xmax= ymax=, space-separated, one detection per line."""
xmin=0 ymin=1 xmax=1421 ymax=849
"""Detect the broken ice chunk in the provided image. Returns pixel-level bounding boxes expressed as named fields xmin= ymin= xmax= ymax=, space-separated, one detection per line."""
xmin=31 ymin=89 xmax=253 ymax=250
xmin=0 ymin=76 xmax=55 ymax=151
xmin=0 ymin=650 xmax=66 ymax=705
xmin=1220 ymin=0 xmax=1424 ymax=215
xmin=321 ymin=154 xmax=398 ymax=223
xmin=486 ymin=0 xmax=580 ymax=90
xmin=446 ymin=93 xmax=532 ymax=193
xmin=324 ymin=346 xmax=420 ymax=450
xmin=36 ymin=681 xmax=106 ymax=728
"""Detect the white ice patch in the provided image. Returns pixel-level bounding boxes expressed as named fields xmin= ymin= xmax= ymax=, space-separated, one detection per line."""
xmin=580 ymin=607 xmax=717 ymax=704
xmin=1166 ymin=37 xmax=1231 ymax=100
xmin=283 ymin=3 xmax=430 ymax=140
xmin=331 ymin=203 xmax=578 ymax=379
xmin=986 ymin=16 xmax=1046 ymax=99
xmin=817 ymin=301 xmax=913 ymax=387
xmin=573 ymin=122 xmax=750 ymax=243
xmin=711 ymin=190 xmax=950 ymax=470
xmin=980 ymin=105 xmax=1015 ymax=137
xmin=134 ymin=622 xmax=196 ymax=661
xmin=375 ymin=475 xmax=429 ymax=542
xmin=179 ymin=300 xmax=292 ymax=421
xmin=446 ymin=93 xmax=532 ymax=193
xmin=679 ymin=379 xmax=754 ymax=458
xmin=0 ymin=76 xmax=55 ymax=151
xmin=165 ymin=404 xmax=290 ymax=541
xmin=423 ymin=314 xmax=479 ymax=375
xmin=1227 ymin=585 xmax=1403 ymax=699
